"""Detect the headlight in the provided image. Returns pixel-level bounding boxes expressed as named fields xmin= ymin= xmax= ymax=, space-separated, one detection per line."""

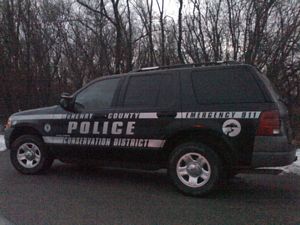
xmin=5 ymin=117 xmax=12 ymax=129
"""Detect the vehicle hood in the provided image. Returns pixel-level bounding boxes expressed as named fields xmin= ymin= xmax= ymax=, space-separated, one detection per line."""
xmin=10 ymin=105 xmax=62 ymax=119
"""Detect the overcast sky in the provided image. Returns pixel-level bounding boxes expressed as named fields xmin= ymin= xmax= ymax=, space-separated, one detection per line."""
xmin=162 ymin=0 xmax=179 ymax=17
xmin=154 ymin=0 xmax=193 ymax=19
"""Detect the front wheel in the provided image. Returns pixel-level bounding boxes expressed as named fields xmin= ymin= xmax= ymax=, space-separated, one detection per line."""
xmin=168 ymin=142 xmax=221 ymax=196
xmin=10 ymin=135 xmax=53 ymax=174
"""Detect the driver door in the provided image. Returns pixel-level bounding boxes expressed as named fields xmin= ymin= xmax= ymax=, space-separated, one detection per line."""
xmin=59 ymin=77 xmax=123 ymax=159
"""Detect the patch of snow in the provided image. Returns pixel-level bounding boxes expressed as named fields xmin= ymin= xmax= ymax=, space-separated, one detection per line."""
xmin=276 ymin=149 xmax=300 ymax=176
xmin=0 ymin=135 xmax=6 ymax=152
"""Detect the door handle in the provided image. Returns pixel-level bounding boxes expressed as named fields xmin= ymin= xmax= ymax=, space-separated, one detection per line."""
xmin=93 ymin=115 xmax=107 ymax=120
xmin=157 ymin=112 xmax=177 ymax=118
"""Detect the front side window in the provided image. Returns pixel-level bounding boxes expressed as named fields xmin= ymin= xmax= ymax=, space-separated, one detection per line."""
xmin=75 ymin=78 xmax=120 ymax=112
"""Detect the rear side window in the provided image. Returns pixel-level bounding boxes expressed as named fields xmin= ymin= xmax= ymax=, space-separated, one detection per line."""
xmin=124 ymin=74 xmax=176 ymax=108
xmin=191 ymin=68 xmax=265 ymax=104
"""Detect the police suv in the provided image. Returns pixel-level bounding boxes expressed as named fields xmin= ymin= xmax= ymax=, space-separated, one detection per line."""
xmin=4 ymin=62 xmax=296 ymax=196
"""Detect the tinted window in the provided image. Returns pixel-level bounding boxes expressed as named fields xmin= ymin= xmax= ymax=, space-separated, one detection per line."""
xmin=124 ymin=74 xmax=176 ymax=108
xmin=191 ymin=68 xmax=265 ymax=104
xmin=157 ymin=74 xmax=177 ymax=106
xmin=75 ymin=78 xmax=120 ymax=111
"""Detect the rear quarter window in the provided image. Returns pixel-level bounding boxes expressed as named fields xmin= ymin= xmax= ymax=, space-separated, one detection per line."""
xmin=191 ymin=68 xmax=265 ymax=104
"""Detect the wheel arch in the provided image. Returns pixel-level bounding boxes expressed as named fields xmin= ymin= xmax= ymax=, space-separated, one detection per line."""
xmin=9 ymin=126 xmax=43 ymax=148
xmin=163 ymin=128 xmax=238 ymax=171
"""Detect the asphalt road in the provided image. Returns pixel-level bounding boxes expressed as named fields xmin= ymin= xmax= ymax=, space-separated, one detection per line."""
xmin=0 ymin=150 xmax=300 ymax=225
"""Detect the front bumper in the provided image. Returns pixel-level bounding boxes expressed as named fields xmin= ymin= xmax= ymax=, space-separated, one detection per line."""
xmin=4 ymin=128 xmax=14 ymax=150
xmin=251 ymin=136 xmax=297 ymax=167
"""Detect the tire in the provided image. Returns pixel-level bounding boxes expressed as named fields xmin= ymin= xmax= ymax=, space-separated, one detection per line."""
xmin=10 ymin=135 xmax=54 ymax=174
xmin=168 ymin=142 xmax=221 ymax=196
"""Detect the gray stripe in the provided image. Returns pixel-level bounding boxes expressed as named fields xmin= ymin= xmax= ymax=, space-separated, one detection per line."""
xmin=176 ymin=111 xmax=261 ymax=119
xmin=11 ymin=111 xmax=260 ymax=121
xmin=43 ymin=136 xmax=166 ymax=148
xmin=43 ymin=136 xmax=65 ymax=144
xmin=139 ymin=113 xmax=158 ymax=119
xmin=147 ymin=139 xmax=165 ymax=148
xmin=12 ymin=113 xmax=159 ymax=120
xmin=12 ymin=114 xmax=67 ymax=121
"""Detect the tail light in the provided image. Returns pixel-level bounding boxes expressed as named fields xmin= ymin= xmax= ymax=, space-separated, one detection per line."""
xmin=256 ymin=110 xmax=280 ymax=136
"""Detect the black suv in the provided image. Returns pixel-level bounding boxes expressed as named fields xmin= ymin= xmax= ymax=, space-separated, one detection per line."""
xmin=4 ymin=63 xmax=296 ymax=196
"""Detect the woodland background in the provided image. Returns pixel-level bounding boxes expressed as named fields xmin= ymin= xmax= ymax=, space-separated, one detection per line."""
xmin=0 ymin=0 xmax=300 ymax=138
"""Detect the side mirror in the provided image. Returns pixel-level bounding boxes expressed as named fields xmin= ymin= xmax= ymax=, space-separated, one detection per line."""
xmin=59 ymin=92 xmax=73 ymax=110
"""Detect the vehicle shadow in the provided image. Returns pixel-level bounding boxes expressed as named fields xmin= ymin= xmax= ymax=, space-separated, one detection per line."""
xmin=48 ymin=161 xmax=299 ymax=201
xmin=47 ymin=160 xmax=175 ymax=193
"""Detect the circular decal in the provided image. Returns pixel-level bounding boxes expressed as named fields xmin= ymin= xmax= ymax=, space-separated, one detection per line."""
xmin=222 ymin=119 xmax=241 ymax=137
xmin=44 ymin=123 xmax=51 ymax=133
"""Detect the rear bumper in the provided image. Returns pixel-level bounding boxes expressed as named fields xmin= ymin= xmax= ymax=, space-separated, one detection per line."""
xmin=251 ymin=136 xmax=297 ymax=167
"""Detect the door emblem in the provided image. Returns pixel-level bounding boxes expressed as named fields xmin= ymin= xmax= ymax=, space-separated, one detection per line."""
xmin=222 ymin=119 xmax=241 ymax=137
xmin=44 ymin=123 xmax=51 ymax=133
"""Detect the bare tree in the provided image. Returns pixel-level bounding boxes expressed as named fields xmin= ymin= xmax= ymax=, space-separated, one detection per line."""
xmin=156 ymin=0 xmax=166 ymax=65
xmin=226 ymin=0 xmax=243 ymax=60
xmin=134 ymin=0 xmax=157 ymax=66
xmin=0 ymin=0 xmax=300 ymax=133
xmin=77 ymin=0 xmax=125 ymax=73
xmin=177 ymin=0 xmax=184 ymax=63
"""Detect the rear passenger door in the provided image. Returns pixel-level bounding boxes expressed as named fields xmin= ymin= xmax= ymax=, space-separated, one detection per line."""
xmin=110 ymin=71 xmax=181 ymax=162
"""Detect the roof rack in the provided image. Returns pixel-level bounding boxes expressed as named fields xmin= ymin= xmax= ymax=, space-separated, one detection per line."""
xmin=132 ymin=61 xmax=241 ymax=72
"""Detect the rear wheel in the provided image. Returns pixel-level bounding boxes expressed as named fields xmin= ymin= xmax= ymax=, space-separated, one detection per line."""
xmin=168 ymin=142 xmax=221 ymax=196
xmin=10 ymin=135 xmax=53 ymax=174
